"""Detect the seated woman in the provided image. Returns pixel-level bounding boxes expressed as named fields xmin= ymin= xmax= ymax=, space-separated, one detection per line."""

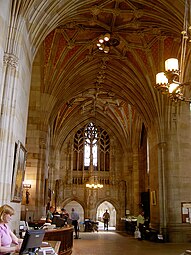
xmin=0 ymin=204 xmax=22 ymax=254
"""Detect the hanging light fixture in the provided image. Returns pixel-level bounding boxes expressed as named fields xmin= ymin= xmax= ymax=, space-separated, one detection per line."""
xmin=97 ymin=33 xmax=120 ymax=54
xmin=86 ymin=176 xmax=103 ymax=189
xmin=155 ymin=0 xmax=191 ymax=102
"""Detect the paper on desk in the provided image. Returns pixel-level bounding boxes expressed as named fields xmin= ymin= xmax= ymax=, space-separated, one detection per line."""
xmin=39 ymin=243 xmax=56 ymax=255
xmin=38 ymin=247 xmax=56 ymax=255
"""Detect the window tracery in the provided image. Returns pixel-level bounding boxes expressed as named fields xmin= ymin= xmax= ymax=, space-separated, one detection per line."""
xmin=73 ymin=122 xmax=110 ymax=184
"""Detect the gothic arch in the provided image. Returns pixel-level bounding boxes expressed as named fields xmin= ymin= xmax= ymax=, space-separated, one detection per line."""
xmin=96 ymin=198 xmax=120 ymax=215
xmin=61 ymin=198 xmax=86 ymax=212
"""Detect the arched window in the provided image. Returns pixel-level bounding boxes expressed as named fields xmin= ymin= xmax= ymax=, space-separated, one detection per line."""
xmin=73 ymin=122 xmax=110 ymax=172
xmin=84 ymin=122 xmax=98 ymax=167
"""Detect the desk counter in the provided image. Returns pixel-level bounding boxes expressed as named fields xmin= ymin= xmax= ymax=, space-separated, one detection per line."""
xmin=43 ymin=227 xmax=73 ymax=255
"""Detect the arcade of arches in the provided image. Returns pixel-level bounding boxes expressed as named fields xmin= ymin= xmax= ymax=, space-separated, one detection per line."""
xmin=0 ymin=0 xmax=191 ymax=244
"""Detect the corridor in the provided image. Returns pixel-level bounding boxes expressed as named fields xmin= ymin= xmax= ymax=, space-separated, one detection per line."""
xmin=72 ymin=231 xmax=189 ymax=255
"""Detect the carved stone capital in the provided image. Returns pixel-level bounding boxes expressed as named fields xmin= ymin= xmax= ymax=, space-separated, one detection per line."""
xmin=3 ymin=53 xmax=18 ymax=68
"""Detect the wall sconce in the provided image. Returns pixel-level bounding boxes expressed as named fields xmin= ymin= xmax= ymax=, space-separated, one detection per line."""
xmin=155 ymin=58 xmax=191 ymax=102
xmin=23 ymin=184 xmax=31 ymax=204
xmin=23 ymin=184 xmax=31 ymax=189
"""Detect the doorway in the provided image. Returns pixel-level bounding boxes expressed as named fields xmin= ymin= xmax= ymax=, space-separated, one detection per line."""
xmin=64 ymin=200 xmax=84 ymax=231
xmin=97 ymin=201 xmax=116 ymax=230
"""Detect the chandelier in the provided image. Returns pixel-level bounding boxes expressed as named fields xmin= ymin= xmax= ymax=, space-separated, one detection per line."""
xmin=96 ymin=33 xmax=120 ymax=53
xmin=155 ymin=0 xmax=191 ymax=102
xmin=86 ymin=175 xmax=103 ymax=189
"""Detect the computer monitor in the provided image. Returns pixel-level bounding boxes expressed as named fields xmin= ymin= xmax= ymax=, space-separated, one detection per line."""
xmin=19 ymin=229 xmax=45 ymax=254
xmin=52 ymin=215 xmax=65 ymax=227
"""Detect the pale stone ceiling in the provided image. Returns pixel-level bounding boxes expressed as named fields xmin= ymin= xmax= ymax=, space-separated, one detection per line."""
xmin=23 ymin=0 xmax=189 ymax=146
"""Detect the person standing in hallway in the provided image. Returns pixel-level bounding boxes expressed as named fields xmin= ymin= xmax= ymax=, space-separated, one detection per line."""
xmin=71 ymin=208 xmax=79 ymax=239
xmin=137 ymin=211 xmax=145 ymax=239
xmin=0 ymin=204 xmax=22 ymax=254
xmin=103 ymin=209 xmax=110 ymax=230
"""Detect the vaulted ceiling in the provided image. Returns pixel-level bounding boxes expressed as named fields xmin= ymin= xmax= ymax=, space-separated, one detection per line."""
xmin=26 ymin=0 xmax=188 ymax=147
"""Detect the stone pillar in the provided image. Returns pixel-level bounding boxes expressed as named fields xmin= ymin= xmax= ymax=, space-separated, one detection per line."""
xmin=118 ymin=180 xmax=127 ymax=217
xmin=131 ymin=151 xmax=140 ymax=216
xmin=84 ymin=188 xmax=97 ymax=220
xmin=0 ymin=53 xmax=18 ymax=203
xmin=158 ymin=142 xmax=167 ymax=239
xmin=110 ymin=138 xmax=116 ymax=184
xmin=66 ymin=141 xmax=73 ymax=185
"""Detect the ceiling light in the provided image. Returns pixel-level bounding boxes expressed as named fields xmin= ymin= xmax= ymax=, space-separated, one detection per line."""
xmin=104 ymin=46 xmax=110 ymax=53
xmin=104 ymin=33 xmax=110 ymax=41
xmin=99 ymin=35 xmax=104 ymax=43
xmin=97 ymin=33 xmax=120 ymax=54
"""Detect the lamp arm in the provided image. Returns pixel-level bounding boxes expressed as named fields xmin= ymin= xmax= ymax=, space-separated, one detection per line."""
xmin=164 ymin=71 xmax=179 ymax=84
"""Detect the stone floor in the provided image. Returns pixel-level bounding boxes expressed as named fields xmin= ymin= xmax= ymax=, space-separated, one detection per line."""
xmin=72 ymin=230 xmax=190 ymax=255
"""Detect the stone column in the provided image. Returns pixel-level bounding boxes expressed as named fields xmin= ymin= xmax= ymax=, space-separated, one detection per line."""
xmin=66 ymin=141 xmax=73 ymax=185
xmin=158 ymin=142 xmax=167 ymax=238
xmin=86 ymin=188 xmax=97 ymax=220
xmin=0 ymin=53 xmax=18 ymax=203
xmin=110 ymin=138 xmax=116 ymax=185
xmin=131 ymin=151 xmax=140 ymax=216
xmin=118 ymin=180 xmax=127 ymax=217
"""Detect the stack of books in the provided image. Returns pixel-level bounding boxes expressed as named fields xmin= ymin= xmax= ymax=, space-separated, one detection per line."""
xmin=38 ymin=242 xmax=56 ymax=255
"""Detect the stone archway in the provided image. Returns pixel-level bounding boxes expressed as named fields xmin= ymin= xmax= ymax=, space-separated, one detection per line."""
xmin=64 ymin=200 xmax=84 ymax=229
xmin=97 ymin=201 xmax=116 ymax=229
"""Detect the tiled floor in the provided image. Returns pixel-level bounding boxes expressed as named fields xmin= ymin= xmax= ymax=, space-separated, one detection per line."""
xmin=72 ymin=230 xmax=190 ymax=255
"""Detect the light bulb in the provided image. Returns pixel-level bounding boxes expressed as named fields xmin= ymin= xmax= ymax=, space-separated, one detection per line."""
xmin=104 ymin=33 xmax=110 ymax=41
xmin=165 ymin=58 xmax=179 ymax=71
xmin=169 ymin=83 xmax=180 ymax=93
xmin=99 ymin=35 xmax=104 ymax=43
xmin=104 ymin=46 xmax=109 ymax=53
xmin=156 ymin=72 xmax=168 ymax=84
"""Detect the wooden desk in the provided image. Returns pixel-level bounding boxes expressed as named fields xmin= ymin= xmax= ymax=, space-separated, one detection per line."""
xmin=43 ymin=227 xmax=73 ymax=255
xmin=46 ymin=241 xmax=61 ymax=254
xmin=13 ymin=241 xmax=61 ymax=255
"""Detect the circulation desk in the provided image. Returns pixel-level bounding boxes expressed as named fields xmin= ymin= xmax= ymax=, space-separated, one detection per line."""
xmin=43 ymin=227 xmax=73 ymax=255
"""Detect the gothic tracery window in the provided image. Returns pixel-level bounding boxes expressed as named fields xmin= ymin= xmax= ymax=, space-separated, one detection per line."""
xmin=84 ymin=122 xmax=98 ymax=167
xmin=73 ymin=122 xmax=110 ymax=174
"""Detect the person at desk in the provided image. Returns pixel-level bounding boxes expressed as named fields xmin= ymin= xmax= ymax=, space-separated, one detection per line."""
xmin=0 ymin=204 xmax=22 ymax=254
xmin=46 ymin=206 xmax=55 ymax=223
xmin=71 ymin=208 xmax=79 ymax=239
xmin=60 ymin=208 xmax=69 ymax=224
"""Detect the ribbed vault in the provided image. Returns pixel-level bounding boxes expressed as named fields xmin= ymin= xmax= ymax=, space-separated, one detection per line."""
xmin=24 ymin=0 xmax=187 ymax=149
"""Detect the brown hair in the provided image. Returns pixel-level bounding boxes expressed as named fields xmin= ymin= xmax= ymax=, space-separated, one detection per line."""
xmin=0 ymin=204 xmax=15 ymax=222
